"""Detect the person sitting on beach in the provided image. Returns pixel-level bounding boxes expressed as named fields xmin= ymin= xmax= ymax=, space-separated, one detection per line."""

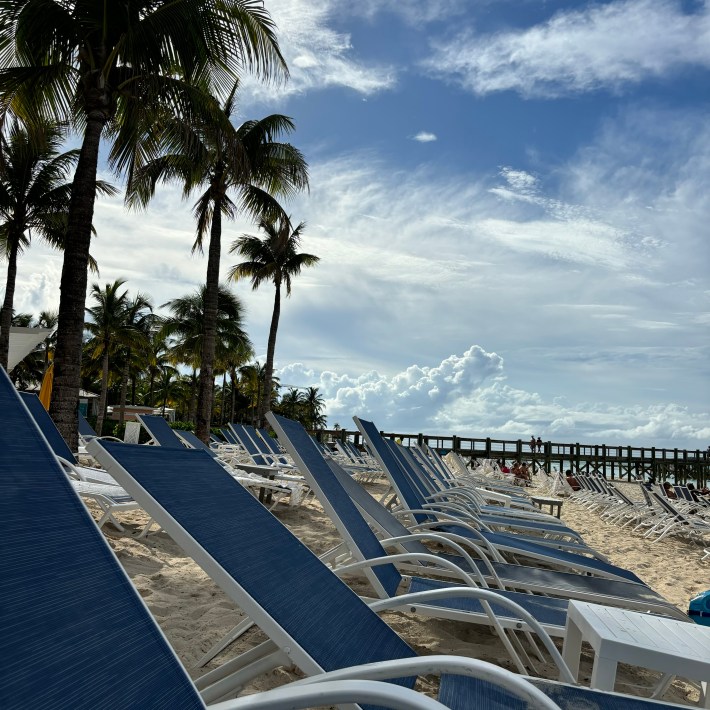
xmin=565 ymin=469 xmax=581 ymax=491
xmin=500 ymin=461 xmax=511 ymax=474
xmin=687 ymin=483 xmax=710 ymax=501
xmin=661 ymin=481 xmax=677 ymax=499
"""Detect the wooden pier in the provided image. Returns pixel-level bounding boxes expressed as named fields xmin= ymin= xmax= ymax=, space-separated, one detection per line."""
xmin=323 ymin=429 xmax=709 ymax=486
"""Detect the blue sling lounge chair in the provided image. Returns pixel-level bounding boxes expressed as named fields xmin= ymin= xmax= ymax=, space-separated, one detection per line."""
xmin=85 ymin=421 xmax=691 ymax=709
xmin=0 ymin=368 xmax=561 ymax=710
xmin=267 ymin=413 xmax=684 ymax=622
xmin=355 ymin=416 xmax=647 ymax=585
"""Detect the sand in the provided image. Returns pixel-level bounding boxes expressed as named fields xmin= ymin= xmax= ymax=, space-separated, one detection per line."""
xmin=87 ymin=473 xmax=710 ymax=705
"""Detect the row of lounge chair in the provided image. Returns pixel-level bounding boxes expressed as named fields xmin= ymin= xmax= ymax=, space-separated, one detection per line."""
xmin=569 ymin=472 xmax=710 ymax=545
xmin=3 ymin=368 xmax=697 ymax=709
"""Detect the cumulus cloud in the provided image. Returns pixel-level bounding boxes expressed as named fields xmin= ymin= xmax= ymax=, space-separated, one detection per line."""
xmin=277 ymin=346 xmax=710 ymax=447
xmin=412 ymin=131 xmax=438 ymax=143
xmin=423 ymin=0 xmax=710 ymax=97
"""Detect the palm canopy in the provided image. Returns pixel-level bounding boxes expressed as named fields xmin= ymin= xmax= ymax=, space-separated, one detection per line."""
xmin=127 ymin=84 xmax=308 ymax=442
xmin=229 ymin=214 xmax=319 ymax=424
xmin=0 ymin=116 xmax=113 ymax=369
xmin=0 ymin=0 xmax=286 ymax=131
xmin=84 ymin=278 xmax=152 ymax=434
xmin=0 ymin=0 xmax=287 ymax=449
xmin=228 ymin=216 xmax=319 ymax=292
xmin=160 ymin=284 xmax=253 ymax=372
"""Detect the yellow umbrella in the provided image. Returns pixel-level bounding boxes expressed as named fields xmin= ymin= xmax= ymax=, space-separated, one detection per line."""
xmin=39 ymin=361 xmax=54 ymax=410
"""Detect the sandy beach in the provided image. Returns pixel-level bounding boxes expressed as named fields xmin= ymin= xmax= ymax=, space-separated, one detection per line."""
xmin=88 ymin=472 xmax=709 ymax=705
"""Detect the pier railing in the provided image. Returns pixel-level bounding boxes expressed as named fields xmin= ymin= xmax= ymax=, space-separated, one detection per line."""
xmin=318 ymin=429 xmax=709 ymax=485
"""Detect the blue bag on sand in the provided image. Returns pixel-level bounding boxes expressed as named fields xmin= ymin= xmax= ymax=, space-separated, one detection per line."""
xmin=688 ymin=590 xmax=710 ymax=626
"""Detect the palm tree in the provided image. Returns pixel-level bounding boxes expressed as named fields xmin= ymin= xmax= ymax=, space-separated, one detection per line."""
xmin=36 ymin=310 xmax=58 ymax=373
xmin=303 ymin=386 xmax=326 ymax=430
xmin=0 ymin=1 xmax=286 ymax=449
xmin=116 ymin=293 xmax=153 ymax=423
xmin=229 ymin=216 xmax=319 ymax=425
xmin=279 ymin=387 xmax=304 ymax=420
xmin=84 ymin=279 xmax=146 ymax=436
xmin=161 ymin=285 xmax=253 ymax=426
xmin=0 ymin=118 xmax=80 ymax=370
xmin=128 ymin=86 xmax=308 ymax=442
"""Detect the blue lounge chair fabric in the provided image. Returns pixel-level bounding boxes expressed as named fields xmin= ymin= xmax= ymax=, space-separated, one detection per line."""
xmin=136 ymin=414 xmax=188 ymax=448
xmin=1 ymin=372 xmax=204 ymax=708
xmin=321 ymin=457 xmax=680 ymax=617
xmin=355 ymin=416 xmax=646 ymax=585
xmin=267 ymin=413 xmax=571 ymax=642
xmin=86 ymin=430 xmax=689 ymax=710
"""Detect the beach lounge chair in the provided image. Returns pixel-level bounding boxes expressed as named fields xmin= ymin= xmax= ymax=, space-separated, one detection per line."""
xmin=85 ymin=429 xmax=692 ymax=709
xmin=355 ymin=417 xmax=646 ymax=584
xmin=356 ymin=417 xmax=611 ymax=560
xmin=18 ymin=390 xmax=144 ymax=531
xmin=229 ymin=422 xmax=296 ymax=469
xmin=2 ymin=372 xmax=538 ymax=710
xmin=136 ymin=413 xmax=189 ymax=448
xmin=268 ymin=414 xmax=686 ymax=625
xmin=86 ymin=437 xmax=568 ymax=707
xmin=644 ymin=491 xmax=710 ymax=543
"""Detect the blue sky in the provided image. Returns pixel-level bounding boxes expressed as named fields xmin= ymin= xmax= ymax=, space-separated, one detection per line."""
xmin=10 ymin=0 xmax=710 ymax=448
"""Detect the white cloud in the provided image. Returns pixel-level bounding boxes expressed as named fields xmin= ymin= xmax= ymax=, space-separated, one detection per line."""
xmin=423 ymin=0 xmax=710 ymax=97
xmin=278 ymin=347 xmax=710 ymax=448
xmin=337 ymin=0 xmax=467 ymax=26
xmin=237 ymin=0 xmax=396 ymax=104
xmin=412 ymin=131 xmax=438 ymax=143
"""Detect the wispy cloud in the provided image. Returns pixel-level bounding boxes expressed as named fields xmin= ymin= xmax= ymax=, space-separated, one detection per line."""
xmin=238 ymin=0 xmax=396 ymax=104
xmin=11 ymin=105 xmax=708 ymax=448
xmin=423 ymin=0 xmax=710 ymax=97
xmin=412 ymin=131 xmax=438 ymax=143
xmin=336 ymin=0 xmax=467 ymax=25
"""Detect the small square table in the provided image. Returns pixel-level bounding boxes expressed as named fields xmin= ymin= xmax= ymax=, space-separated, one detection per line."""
xmin=531 ymin=495 xmax=563 ymax=518
xmin=561 ymin=600 xmax=710 ymax=706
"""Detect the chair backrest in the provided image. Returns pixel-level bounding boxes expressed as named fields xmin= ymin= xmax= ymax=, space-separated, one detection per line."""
xmin=174 ymin=430 xmax=218 ymax=458
xmin=78 ymin=412 xmax=98 ymax=438
xmin=226 ymin=423 xmax=262 ymax=461
xmin=88 ymin=438 xmax=418 ymax=682
xmin=19 ymin=391 xmax=76 ymax=462
xmin=268 ymin=413 xmax=403 ymax=599
xmin=0 ymin=371 xmax=204 ymax=709
xmin=135 ymin=414 xmax=185 ymax=448
xmin=355 ymin=417 xmax=432 ymax=525
xmin=257 ymin=427 xmax=283 ymax=455
xmin=220 ymin=427 xmax=239 ymax=445
xmin=652 ymin=490 xmax=685 ymax=520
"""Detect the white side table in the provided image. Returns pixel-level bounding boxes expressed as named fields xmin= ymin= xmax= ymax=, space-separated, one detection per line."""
xmin=561 ymin=600 xmax=710 ymax=706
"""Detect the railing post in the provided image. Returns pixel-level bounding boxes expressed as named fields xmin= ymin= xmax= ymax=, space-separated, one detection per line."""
xmin=485 ymin=437 xmax=491 ymax=457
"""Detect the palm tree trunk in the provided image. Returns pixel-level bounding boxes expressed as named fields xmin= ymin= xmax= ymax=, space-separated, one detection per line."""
xmin=259 ymin=281 xmax=281 ymax=425
xmin=49 ymin=112 xmax=106 ymax=450
xmin=220 ymin=371 xmax=227 ymax=425
xmin=95 ymin=349 xmax=110 ymax=436
xmin=195 ymin=202 xmax=222 ymax=442
xmin=188 ymin=368 xmax=198 ymax=423
xmin=230 ymin=367 xmax=237 ymax=423
xmin=119 ymin=350 xmax=130 ymax=424
xmin=0 ymin=238 xmax=20 ymax=371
